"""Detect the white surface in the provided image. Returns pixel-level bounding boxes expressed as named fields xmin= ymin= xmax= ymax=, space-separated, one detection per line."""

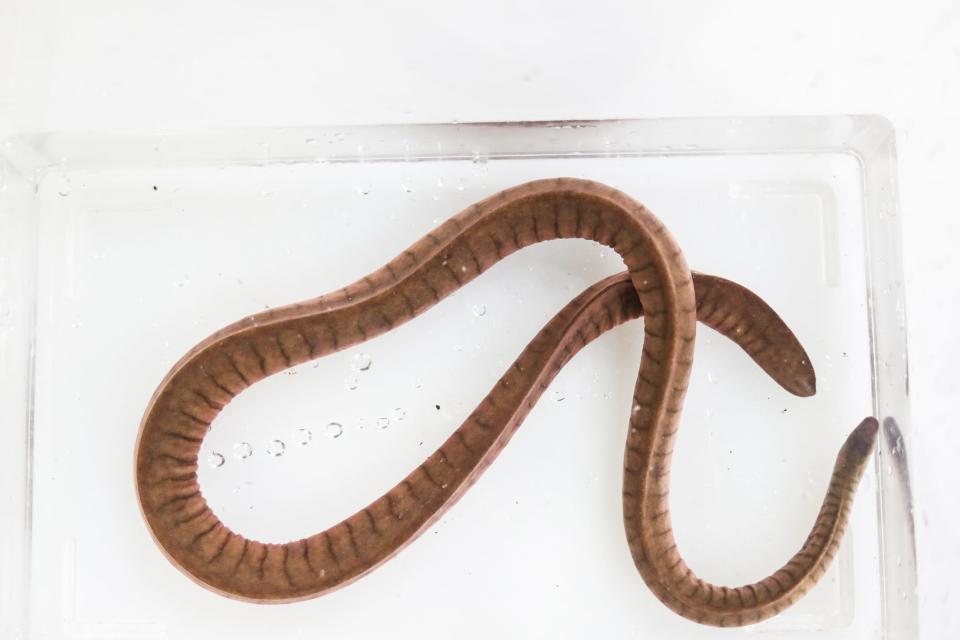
xmin=0 ymin=1 xmax=957 ymax=637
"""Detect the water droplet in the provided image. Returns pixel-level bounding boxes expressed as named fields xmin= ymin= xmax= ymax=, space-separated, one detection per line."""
xmin=305 ymin=137 xmax=317 ymax=145
xmin=413 ymin=379 xmax=423 ymax=389
xmin=296 ymin=428 xmax=312 ymax=445
xmin=400 ymin=183 xmax=413 ymax=193
xmin=376 ymin=417 xmax=390 ymax=429
xmin=551 ymin=391 xmax=565 ymax=402
xmin=355 ymin=183 xmax=371 ymax=196
xmin=352 ymin=353 xmax=372 ymax=372
xmin=345 ymin=375 xmax=359 ymax=390
xmin=267 ymin=440 xmax=285 ymax=456
xmin=234 ymin=442 xmax=253 ymax=460
xmin=232 ymin=480 xmax=253 ymax=495
xmin=207 ymin=452 xmax=225 ymax=468
xmin=326 ymin=422 xmax=343 ymax=439
xmin=471 ymin=154 xmax=489 ymax=175
xmin=392 ymin=408 xmax=406 ymax=421
xmin=472 ymin=303 xmax=486 ymax=317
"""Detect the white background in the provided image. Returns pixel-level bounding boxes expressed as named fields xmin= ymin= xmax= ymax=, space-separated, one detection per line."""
xmin=1 ymin=1 xmax=957 ymax=637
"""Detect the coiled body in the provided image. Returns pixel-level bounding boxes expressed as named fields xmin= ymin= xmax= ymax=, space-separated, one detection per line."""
xmin=135 ymin=178 xmax=877 ymax=626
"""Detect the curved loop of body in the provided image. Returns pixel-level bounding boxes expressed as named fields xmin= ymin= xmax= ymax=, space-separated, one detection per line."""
xmin=135 ymin=178 xmax=877 ymax=627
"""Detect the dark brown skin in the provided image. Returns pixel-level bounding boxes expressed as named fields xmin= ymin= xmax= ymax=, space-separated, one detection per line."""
xmin=135 ymin=178 xmax=877 ymax=626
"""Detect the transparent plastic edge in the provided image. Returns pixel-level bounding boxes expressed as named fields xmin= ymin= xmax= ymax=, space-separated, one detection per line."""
xmin=0 ymin=137 xmax=41 ymax=640
xmin=846 ymin=116 xmax=918 ymax=640
xmin=8 ymin=115 xmax=893 ymax=170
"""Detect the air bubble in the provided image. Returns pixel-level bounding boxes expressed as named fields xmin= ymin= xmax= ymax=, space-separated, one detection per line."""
xmin=267 ymin=440 xmax=285 ymax=456
xmin=207 ymin=452 xmax=225 ymax=468
xmin=392 ymin=408 xmax=406 ymax=421
xmin=472 ymin=303 xmax=486 ymax=317
xmin=352 ymin=353 xmax=373 ymax=372
xmin=376 ymin=417 xmax=390 ymax=429
xmin=551 ymin=390 xmax=565 ymax=402
xmin=326 ymin=422 xmax=344 ymax=439
xmin=296 ymin=428 xmax=312 ymax=445
xmin=234 ymin=442 xmax=253 ymax=460
xmin=345 ymin=375 xmax=359 ymax=390
xmin=471 ymin=153 xmax=489 ymax=176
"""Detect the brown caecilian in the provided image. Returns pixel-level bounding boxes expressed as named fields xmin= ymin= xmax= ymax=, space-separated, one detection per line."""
xmin=135 ymin=177 xmax=877 ymax=626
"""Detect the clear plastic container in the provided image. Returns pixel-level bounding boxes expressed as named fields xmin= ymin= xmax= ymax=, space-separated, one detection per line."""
xmin=0 ymin=116 xmax=915 ymax=639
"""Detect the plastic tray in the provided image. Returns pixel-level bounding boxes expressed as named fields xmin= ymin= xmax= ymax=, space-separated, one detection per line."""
xmin=0 ymin=117 xmax=915 ymax=639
